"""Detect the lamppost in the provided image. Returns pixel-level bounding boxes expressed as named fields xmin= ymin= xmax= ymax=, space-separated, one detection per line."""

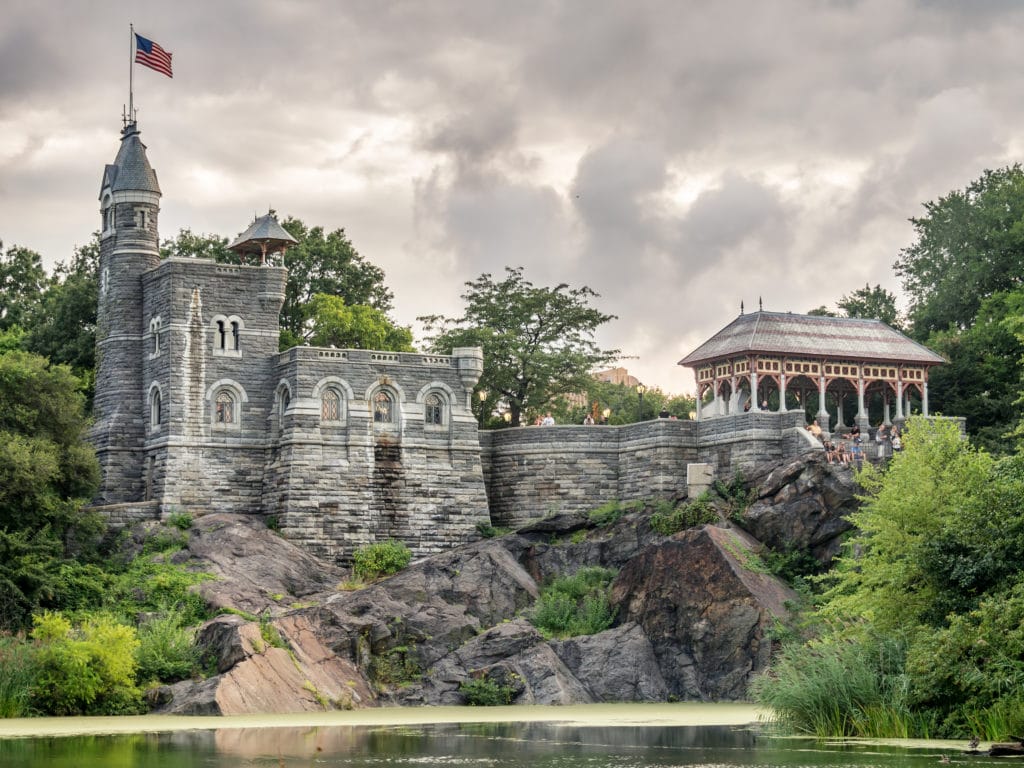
xmin=477 ymin=389 xmax=487 ymax=427
xmin=636 ymin=383 xmax=647 ymax=422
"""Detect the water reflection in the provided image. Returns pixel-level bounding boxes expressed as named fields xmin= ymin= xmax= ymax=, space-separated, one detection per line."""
xmin=0 ymin=722 xmax=1003 ymax=767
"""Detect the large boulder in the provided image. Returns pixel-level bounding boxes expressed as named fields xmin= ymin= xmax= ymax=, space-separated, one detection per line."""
xmin=171 ymin=513 xmax=344 ymax=616
xmin=551 ymin=622 xmax=668 ymax=702
xmin=738 ymin=454 xmax=859 ymax=564
xmin=610 ymin=524 xmax=797 ymax=700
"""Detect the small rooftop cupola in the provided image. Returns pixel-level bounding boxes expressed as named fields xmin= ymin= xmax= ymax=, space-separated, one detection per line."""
xmin=228 ymin=211 xmax=298 ymax=265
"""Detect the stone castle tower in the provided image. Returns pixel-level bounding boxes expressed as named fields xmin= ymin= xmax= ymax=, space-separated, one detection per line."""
xmin=92 ymin=121 xmax=163 ymax=502
xmin=89 ymin=122 xmax=491 ymax=562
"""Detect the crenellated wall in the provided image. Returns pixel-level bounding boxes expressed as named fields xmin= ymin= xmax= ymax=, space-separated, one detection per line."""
xmin=480 ymin=411 xmax=814 ymax=528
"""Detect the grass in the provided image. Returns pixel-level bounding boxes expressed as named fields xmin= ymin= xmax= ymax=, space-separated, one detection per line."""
xmin=752 ymin=636 xmax=925 ymax=738
xmin=0 ymin=636 xmax=38 ymax=717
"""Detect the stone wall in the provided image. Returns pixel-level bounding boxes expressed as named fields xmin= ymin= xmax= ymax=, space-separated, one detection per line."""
xmin=480 ymin=411 xmax=817 ymax=528
xmin=266 ymin=347 xmax=490 ymax=562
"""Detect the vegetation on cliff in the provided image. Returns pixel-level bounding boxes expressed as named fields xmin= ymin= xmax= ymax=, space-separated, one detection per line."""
xmin=754 ymin=418 xmax=1024 ymax=738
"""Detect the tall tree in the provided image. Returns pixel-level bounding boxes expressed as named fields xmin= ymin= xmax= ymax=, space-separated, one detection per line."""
xmin=837 ymin=283 xmax=901 ymax=328
xmin=25 ymin=236 xmax=99 ymax=383
xmin=420 ymin=267 xmax=618 ymax=426
xmin=894 ymin=165 xmax=1024 ymax=338
xmin=0 ymin=242 xmax=49 ymax=331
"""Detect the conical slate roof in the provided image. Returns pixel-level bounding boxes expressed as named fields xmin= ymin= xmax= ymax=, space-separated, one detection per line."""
xmin=679 ymin=311 xmax=946 ymax=367
xmin=228 ymin=212 xmax=298 ymax=257
xmin=100 ymin=122 xmax=161 ymax=198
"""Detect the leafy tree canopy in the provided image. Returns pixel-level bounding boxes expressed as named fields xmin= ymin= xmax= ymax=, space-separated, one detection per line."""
xmin=837 ymin=283 xmax=901 ymax=328
xmin=806 ymin=284 xmax=901 ymax=328
xmin=301 ymin=294 xmax=414 ymax=352
xmin=0 ymin=241 xmax=49 ymax=331
xmin=894 ymin=165 xmax=1024 ymax=338
xmin=420 ymin=267 xmax=618 ymax=427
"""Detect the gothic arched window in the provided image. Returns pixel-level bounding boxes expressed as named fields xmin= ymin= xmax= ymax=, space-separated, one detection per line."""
xmin=150 ymin=388 xmax=162 ymax=427
xmin=424 ymin=392 xmax=446 ymax=426
xmin=322 ymin=389 xmax=341 ymax=421
xmin=373 ymin=390 xmax=394 ymax=424
xmin=215 ymin=390 xmax=235 ymax=424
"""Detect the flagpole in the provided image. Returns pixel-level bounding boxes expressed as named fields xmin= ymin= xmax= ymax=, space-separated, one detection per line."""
xmin=128 ymin=23 xmax=134 ymax=126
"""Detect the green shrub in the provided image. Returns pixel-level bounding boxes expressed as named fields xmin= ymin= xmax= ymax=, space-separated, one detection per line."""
xmin=460 ymin=675 xmax=516 ymax=706
xmin=475 ymin=522 xmax=510 ymax=538
xmin=588 ymin=500 xmax=627 ymax=527
xmin=713 ymin=472 xmax=757 ymax=522
xmin=529 ymin=567 xmax=617 ymax=639
xmin=370 ymin=645 xmax=420 ymax=688
xmin=31 ymin=611 xmax=144 ymax=716
xmin=259 ymin=611 xmax=287 ymax=650
xmin=166 ymin=512 xmax=193 ymax=531
xmin=352 ymin=540 xmax=412 ymax=580
xmin=650 ymin=495 xmax=718 ymax=535
xmin=0 ymin=636 xmax=38 ymax=717
xmin=136 ymin=611 xmax=198 ymax=683
xmin=265 ymin=515 xmax=280 ymax=531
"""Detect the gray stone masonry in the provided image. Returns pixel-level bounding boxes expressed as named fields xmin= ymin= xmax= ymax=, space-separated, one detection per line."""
xmin=480 ymin=411 xmax=817 ymax=528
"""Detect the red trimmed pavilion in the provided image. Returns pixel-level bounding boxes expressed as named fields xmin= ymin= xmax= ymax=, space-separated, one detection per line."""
xmin=679 ymin=310 xmax=945 ymax=432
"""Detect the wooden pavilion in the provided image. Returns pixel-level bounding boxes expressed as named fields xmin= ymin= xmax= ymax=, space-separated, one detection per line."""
xmin=679 ymin=310 xmax=945 ymax=432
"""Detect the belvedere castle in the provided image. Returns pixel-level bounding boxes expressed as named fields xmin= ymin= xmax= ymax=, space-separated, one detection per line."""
xmin=91 ymin=122 xmax=931 ymax=563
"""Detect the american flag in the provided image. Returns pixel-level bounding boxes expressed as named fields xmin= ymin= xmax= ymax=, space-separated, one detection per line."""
xmin=135 ymin=33 xmax=173 ymax=78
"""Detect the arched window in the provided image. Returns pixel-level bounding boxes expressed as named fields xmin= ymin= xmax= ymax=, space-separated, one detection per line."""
xmin=322 ymin=388 xmax=341 ymax=421
xmin=149 ymin=317 xmax=162 ymax=356
xmin=231 ymin=321 xmax=240 ymax=351
xmin=425 ymin=392 xmax=446 ymax=426
xmin=373 ymin=390 xmax=394 ymax=423
xmin=150 ymin=388 xmax=162 ymax=427
xmin=216 ymin=320 xmax=227 ymax=351
xmin=279 ymin=387 xmax=291 ymax=417
xmin=215 ymin=390 xmax=235 ymax=424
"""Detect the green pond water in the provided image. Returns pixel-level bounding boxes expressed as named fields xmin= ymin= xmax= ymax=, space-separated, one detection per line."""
xmin=0 ymin=719 xmax=995 ymax=768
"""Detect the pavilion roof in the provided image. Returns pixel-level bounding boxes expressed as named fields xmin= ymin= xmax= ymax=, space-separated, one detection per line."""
xmin=678 ymin=311 xmax=945 ymax=367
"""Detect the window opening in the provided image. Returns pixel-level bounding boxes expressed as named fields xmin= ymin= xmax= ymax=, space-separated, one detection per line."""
xmin=373 ymin=391 xmax=394 ymax=423
xmin=231 ymin=321 xmax=240 ymax=351
xmin=151 ymin=389 xmax=162 ymax=427
xmin=216 ymin=320 xmax=226 ymax=351
xmin=215 ymin=390 xmax=234 ymax=424
xmin=322 ymin=389 xmax=341 ymax=421
xmin=425 ymin=392 xmax=444 ymax=425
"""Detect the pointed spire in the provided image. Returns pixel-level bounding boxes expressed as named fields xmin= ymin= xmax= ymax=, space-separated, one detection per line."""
xmin=740 ymin=300 xmax=745 ymax=315
xmin=100 ymin=121 xmax=161 ymax=198
xmin=759 ymin=296 xmax=763 ymax=311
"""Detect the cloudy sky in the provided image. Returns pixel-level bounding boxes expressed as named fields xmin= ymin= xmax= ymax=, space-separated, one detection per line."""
xmin=3 ymin=1 xmax=1024 ymax=394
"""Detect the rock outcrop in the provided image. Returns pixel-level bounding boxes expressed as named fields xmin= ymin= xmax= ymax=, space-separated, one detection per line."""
xmin=150 ymin=453 xmax=858 ymax=714
xmin=737 ymin=454 xmax=859 ymax=564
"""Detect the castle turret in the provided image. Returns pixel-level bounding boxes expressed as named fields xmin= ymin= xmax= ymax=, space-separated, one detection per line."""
xmin=91 ymin=121 xmax=162 ymax=504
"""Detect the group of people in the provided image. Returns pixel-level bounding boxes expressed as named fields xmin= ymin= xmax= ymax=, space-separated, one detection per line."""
xmin=806 ymin=420 xmax=903 ymax=467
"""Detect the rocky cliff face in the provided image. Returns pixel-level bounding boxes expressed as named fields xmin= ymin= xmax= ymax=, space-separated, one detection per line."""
xmin=150 ymin=453 xmax=858 ymax=714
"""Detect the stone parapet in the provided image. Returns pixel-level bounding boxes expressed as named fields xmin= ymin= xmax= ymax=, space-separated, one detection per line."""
xmin=481 ymin=411 xmax=820 ymax=528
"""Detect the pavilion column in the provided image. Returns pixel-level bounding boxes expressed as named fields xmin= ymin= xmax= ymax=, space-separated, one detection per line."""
xmin=894 ymin=381 xmax=904 ymax=419
xmin=923 ymin=381 xmax=930 ymax=417
xmin=835 ymin=393 xmax=846 ymax=430
xmin=712 ymin=381 xmax=720 ymax=417
xmin=817 ymin=375 xmax=830 ymax=432
xmin=779 ymin=373 xmax=788 ymax=412
xmin=856 ymin=377 xmax=870 ymax=431
xmin=750 ymin=371 xmax=759 ymax=411
xmin=696 ymin=390 xmax=703 ymax=421
xmin=730 ymin=376 xmax=739 ymax=414
xmin=883 ymin=391 xmax=891 ymax=425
